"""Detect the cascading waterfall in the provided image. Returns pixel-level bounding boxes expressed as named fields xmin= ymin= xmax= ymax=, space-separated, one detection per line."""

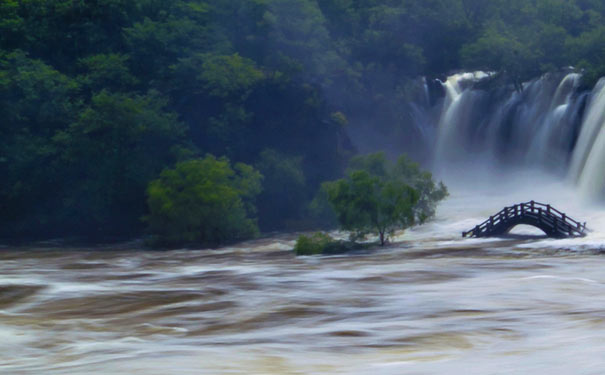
xmin=432 ymin=71 xmax=584 ymax=174
xmin=569 ymin=78 xmax=605 ymax=199
xmin=417 ymin=70 xmax=605 ymax=201
xmin=433 ymin=72 xmax=493 ymax=175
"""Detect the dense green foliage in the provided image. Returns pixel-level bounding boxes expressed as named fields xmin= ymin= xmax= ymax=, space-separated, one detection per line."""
xmin=294 ymin=232 xmax=336 ymax=255
xmin=293 ymin=232 xmax=368 ymax=255
xmin=323 ymin=153 xmax=447 ymax=245
xmin=348 ymin=153 xmax=449 ymax=224
xmin=254 ymin=149 xmax=307 ymax=231
xmin=146 ymin=155 xmax=262 ymax=247
xmin=1 ymin=0 xmax=604 ymax=240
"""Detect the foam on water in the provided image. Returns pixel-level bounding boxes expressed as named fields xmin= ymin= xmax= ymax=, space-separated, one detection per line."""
xmin=2 ymin=222 xmax=605 ymax=374
xmin=5 ymin=71 xmax=605 ymax=373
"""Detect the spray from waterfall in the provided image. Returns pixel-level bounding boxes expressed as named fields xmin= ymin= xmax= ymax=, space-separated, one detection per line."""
xmin=414 ymin=70 xmax=605 ymax=201
xmin=569 ymin=79 xmax=605 ymax=200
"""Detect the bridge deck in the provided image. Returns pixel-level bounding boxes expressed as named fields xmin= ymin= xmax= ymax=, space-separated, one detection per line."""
xmin=462 ymin=201 xmax=587 ymax=238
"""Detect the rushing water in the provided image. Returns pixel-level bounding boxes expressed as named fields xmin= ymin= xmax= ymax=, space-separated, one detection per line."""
xmin=3 ymin=178 xmax=605 ymax=374
xmin=421 ymin=70 xmax=605 ymax=203
xmin=4 ymin=71 xmax=605 ymax=373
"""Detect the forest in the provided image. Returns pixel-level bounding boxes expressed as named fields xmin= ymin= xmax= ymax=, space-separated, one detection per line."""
xmin=2 ymin=0 xmax=605 ymax=244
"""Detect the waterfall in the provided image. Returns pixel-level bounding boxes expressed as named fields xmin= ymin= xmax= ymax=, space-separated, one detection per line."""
xmin=570 ymin=79 xmax=605 ymax=199
xmin=423 ymin=70 xmax=601 ymax=197
xmin=433 ymin=73 xmax=489 ymax=176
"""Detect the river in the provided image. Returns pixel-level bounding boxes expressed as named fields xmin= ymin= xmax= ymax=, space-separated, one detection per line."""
xmin=2 ymin=177 xmax=605 ymax=374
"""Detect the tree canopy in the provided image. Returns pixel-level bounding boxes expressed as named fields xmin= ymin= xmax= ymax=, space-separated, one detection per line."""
xmin=323 ymin=153 xmax=447 ymax=245
xmin=146 ymin=155 xmax=262 ymax=247
xmin=0 ymin=0 xmax=603 ymax=241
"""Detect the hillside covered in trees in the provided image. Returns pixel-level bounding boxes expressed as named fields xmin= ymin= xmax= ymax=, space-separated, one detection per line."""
xmin=2 ymin=0 xmax=605 ymax=242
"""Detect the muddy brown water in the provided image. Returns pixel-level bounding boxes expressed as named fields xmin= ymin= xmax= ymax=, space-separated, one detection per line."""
xmin=2 ymin=235 xmax=605 ymax=374
xmin=3 ymin=187 xmax=605 ymax=374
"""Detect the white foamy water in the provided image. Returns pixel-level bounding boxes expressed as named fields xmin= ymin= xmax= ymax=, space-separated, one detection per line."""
xmin=7 ymin=66 xmax=605 ymax=371
xmin=2 ymin=179 xmax=605 ymax=374
xmin=425 ymin=71 xmax=605 ymax=204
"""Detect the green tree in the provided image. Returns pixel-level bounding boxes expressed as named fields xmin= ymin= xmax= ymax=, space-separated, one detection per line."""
xmin=324 ymin=170 xmax=419 ymax=245
xmin=53 ymin=90 xmax=186 ymax=235
xmin=123 ymin=1 xmax=211 ymax=82
xmin=460 ymin=21 xmax=541 ymax=90
xmin=146 ymin=155 xmax=262 ymax=247
xmin=391 ymin=155 xmax=449 ymax=224
xmin=0 ymin=50 xmax=80 ymax=237
xmin=0 ymin=0 xmax=24 ymax=50
xmin=78 ymin=53 xmax=139 ymax=93
xmin=566 ymin=25 xmax=605 ymax=86
xmin=7 ymin=0 xmax=605 ymax=242
xmin=324 ymin=153 xmax=447 ymax=245
xmin=170 ymin=52 xmax=265 ymax=159
xmin=5 ymin=0 xmax=141 ymax=72
xmin=254 ymin=149 xmax=306 ymax=231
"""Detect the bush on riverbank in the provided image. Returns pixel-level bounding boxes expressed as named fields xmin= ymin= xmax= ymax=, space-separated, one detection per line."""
xmin=294 ymin=232 xmax=371 ymax=255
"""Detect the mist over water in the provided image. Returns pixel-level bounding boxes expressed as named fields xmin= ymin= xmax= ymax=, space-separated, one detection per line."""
xmin=5 ymin=72 xmax=605 ymax=374
xmin=419 ymin=70 xmax=605 ymax=210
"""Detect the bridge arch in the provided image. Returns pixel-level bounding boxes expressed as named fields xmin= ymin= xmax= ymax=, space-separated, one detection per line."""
xmin=462 ymin=201 xmax=586 ymax=238
xmin=505 ymin=223 xmax=549 ymax=236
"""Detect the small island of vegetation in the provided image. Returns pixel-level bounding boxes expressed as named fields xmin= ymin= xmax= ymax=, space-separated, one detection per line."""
xmin=294 ymin=153 xmax=447 ymax=255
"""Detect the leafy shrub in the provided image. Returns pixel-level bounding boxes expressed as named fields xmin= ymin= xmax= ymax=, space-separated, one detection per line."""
xmin=294 ymin=232 xmax=333 ymax=255
xmin=145 ymin=155 xmax=262 ymax=247
xmin=293 ymin=232 xmax=370 ymax=255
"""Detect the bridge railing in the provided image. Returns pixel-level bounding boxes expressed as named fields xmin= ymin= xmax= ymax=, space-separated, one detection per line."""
xmin=519 ymin=201 xmax=581 ymax=225
xmin=519 ymin=201 xmax=586 ymax=232
xmin=462 ymin=200 xmax=586 ymax=238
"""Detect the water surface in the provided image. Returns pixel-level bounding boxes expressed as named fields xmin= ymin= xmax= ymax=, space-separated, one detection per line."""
xmin=2 ymin=185 xmax=605 ymax=374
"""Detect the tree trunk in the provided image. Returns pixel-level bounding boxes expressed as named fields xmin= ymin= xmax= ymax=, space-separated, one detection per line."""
xmin=379 ymin=230 xmax=385 ymax=246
